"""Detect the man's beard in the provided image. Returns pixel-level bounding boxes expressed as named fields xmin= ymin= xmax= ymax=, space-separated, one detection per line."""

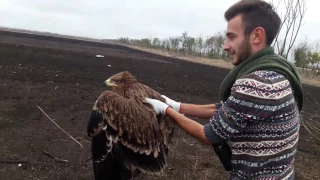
xmin=235 ymin=37 xmax=252 ymax=65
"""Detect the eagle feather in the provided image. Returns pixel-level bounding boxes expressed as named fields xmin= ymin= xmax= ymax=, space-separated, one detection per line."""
xmin=87 ymin=71 xmax=175 ymax=180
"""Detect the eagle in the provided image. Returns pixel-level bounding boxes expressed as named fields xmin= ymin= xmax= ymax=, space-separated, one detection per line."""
xmin=87 ymin=71 xmax=175 ymax=180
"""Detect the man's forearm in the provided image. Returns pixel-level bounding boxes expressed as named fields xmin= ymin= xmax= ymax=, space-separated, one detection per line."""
xmin=166 ymin=108 xmax=211 ymax=145
xmin=179 ymin=103 xmax=217 ymax=119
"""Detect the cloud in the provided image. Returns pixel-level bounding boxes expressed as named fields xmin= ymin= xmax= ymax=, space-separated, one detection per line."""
xmin=0 ymin=0 xmax=319 ymax=43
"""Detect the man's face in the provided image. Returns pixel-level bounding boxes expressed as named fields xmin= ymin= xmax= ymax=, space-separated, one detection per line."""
xmin=223 ymin=14 xmax=252 ymax=65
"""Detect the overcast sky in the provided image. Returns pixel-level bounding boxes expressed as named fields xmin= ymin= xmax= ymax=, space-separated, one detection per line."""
xmin=1 ymin=0 xmax=320 ymax=44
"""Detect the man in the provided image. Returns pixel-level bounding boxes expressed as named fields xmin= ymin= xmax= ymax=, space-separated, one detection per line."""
xmin=145 ymin=0 xmax=304 ymax=179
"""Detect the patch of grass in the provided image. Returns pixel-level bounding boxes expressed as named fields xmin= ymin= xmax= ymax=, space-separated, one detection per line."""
xmin=123 ymin=45 xmax=234 ymax=69
xmin=296 ymin=69 xmax=320 ymax=87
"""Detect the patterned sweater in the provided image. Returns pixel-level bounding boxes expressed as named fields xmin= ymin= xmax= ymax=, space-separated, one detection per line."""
xmin=204 ymin=70 xmax=299 ymax=180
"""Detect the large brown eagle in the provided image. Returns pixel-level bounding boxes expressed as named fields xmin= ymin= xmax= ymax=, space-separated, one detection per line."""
xmin=87 ymin=71 xmax=175 ymax=180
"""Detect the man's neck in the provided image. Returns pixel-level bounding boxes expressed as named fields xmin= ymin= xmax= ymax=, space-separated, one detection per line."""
xmin=251 ymin=45 xmax=268 ymax=55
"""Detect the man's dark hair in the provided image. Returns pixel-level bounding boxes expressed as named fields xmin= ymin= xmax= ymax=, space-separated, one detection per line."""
xmin=224 ymin=0 xmax=281 ymax=46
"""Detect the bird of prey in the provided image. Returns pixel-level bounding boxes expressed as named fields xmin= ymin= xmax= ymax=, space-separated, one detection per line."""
xmin=87 ymin=71 xmax=175 ymax=180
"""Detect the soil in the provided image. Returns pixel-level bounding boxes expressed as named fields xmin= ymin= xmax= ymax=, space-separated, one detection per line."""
xmin=0 ymin=30 xmax=319 ymax=180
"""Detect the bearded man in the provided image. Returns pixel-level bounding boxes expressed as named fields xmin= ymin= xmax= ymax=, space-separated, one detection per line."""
xmin=145 ymin=0 xmax=304 ymax=179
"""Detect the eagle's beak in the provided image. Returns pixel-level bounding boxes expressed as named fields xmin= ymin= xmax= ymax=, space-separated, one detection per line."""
xmin=103 ymin=79 xmax=117 ymax=87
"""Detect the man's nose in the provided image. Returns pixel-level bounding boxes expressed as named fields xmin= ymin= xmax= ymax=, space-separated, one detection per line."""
xmin=223 ymin=43 xmax=230 ymax=52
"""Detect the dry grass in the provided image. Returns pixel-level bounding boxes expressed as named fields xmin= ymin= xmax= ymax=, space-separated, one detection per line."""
xmin=122 ymin=45 xmax=234 ymax=70
xmin=124 ymin=45 xmax=320 ymax=87
xmin=296 ymin=69 xmax=320 ymax=87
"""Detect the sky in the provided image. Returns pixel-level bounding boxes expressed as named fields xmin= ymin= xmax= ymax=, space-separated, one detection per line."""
xmin=1 ymin=0 xmax=320 ymax=44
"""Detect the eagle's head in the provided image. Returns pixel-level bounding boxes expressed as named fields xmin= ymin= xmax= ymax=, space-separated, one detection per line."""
xmin=104 ymin=71 xmax=137 ymax=93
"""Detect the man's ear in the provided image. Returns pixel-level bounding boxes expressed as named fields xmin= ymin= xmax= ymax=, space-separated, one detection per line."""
xmin=251 ymin=27 xmax=266 ymax=45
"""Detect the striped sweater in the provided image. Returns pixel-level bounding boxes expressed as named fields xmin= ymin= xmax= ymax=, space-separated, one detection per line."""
xmin=204 ymin=70 xmax=299 ymax=180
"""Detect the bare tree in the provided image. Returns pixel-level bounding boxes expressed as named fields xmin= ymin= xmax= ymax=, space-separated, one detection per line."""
xmin=152 ymin=38 xmax=161 ymax=48
xmin=195 ymin=37 xmax=204 ymax=56
xmin=169 ymin=37 xmax=180 ymax=52
xmin=269 ymin=0 xmax=307 ymax=59
xmin=180 ymin=31 xmax=189 ymax=54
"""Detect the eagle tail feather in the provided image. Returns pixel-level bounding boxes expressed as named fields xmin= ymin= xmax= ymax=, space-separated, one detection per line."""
xmin=119 ymin=143 xmax=167 ymax=172
xmin=91 ymin=130 xmax=134 ymax=180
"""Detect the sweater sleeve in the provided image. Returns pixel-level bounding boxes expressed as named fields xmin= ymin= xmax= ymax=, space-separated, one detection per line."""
xmin=204 ymin=70 xmax=293 ymax=144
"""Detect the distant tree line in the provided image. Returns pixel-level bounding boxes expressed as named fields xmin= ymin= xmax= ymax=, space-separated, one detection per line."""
xmin=117 ymin=30 xmax=230 ymax=61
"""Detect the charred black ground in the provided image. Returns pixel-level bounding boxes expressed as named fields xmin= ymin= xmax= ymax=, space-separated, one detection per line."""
xmin=0 ymin=31 xmax=319 ymax=179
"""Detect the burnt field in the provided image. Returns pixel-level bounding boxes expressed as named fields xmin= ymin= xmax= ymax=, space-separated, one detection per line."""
xmin=0 ymin=31 xmax=319 ymax=180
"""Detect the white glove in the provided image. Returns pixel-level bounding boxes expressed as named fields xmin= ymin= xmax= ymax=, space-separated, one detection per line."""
xmin=161 ymin=95 xmax=181 ymax=112
xmin=145 ymin=98 xmax=170 ymax=115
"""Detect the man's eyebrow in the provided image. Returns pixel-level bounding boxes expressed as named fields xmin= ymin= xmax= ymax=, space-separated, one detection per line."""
xmin=226 ymin=32 xmax=235 ymax=37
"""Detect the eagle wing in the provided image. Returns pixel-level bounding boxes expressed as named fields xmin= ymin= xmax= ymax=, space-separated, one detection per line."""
xmin=87 ymin=90 xmax=168 ymax=173
xmin=125 ymin=83 xmax=175 ymax=150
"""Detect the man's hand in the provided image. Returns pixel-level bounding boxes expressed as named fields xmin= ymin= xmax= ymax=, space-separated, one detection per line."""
xmin=161 ymin=95 xmax=181 ymax=112
xmin=145 ymin=98 xmax=170 ymax=115
xmin=145 ymin=97 xmax=211 ymax=145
